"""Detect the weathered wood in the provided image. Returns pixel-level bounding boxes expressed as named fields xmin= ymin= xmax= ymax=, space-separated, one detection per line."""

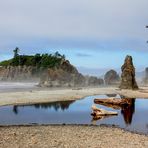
xmin=91 ymin=105 xmax=118 ymax=117
xmin=94 ymin=98 xmax=131 ymax=107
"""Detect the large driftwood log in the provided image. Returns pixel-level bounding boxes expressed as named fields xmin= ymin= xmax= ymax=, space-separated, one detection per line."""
xmin=91 ymin=105 xmax=118 ymax=117
xmin=94 ymin=98 xmax=132 ymax=107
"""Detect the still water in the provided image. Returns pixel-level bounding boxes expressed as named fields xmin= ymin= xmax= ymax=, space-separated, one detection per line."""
xmin=0 ymin=95 xmax=148 ymax=134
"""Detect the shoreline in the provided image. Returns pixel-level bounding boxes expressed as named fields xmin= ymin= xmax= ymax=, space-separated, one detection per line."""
xmin=0 ymin=86 xmax=148 ymax=106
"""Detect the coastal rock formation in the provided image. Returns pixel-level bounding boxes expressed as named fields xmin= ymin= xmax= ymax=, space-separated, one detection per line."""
xmin=119 ymin=55 xmax=138 ymax=90
xmin=0 ymin=66 xmax=41 ymax=81
xmin=104 ymin=69 xmax=120 ymax=85
xmin=39 ymin=60 xmax=104 ymax=87
xmin=0 ymin=50 xmax=104 ymax=87
xmin=85 ymin=76 xmax=104 ymax=86
xmin=143 ymin=67 xmax=148 ymax=84
xmin=0 ymin=60 xmax=104 ymax=87
xmin=39 ymin=60 xmax=85 ymax=87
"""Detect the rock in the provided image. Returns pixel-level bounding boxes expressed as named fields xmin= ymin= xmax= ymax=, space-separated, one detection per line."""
xmin=39 ymin=61 xmax=104 ymax=87
xmin=119 ymin=55 xmax=138 ymax=90
xmin=85 ymin=76 xmax=104 ymax=86
xmin=39 ymin=65 xmax=86 ymax=87
xmin=0 ymin=60 xmax=104 ymax=87
xmin=104 ymin=69 xmax=120 ymax=85
xmin=143 ymin=67 xmax=148 ymax=84
xmin=0 ymin=66 xmax=41 ymax=81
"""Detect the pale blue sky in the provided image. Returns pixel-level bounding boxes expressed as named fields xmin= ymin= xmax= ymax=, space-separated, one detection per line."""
xmin=0 ymin=0 xmax=148 ymax=75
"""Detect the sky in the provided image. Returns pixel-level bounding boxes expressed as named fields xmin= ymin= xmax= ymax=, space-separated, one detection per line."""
xmin=0 ymin=0 xmax=148 ymax=75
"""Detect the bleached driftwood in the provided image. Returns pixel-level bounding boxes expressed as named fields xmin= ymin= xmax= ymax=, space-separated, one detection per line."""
xmin=94 ymin=98 xmax=131 ymax=107
xmin=91 ymin=105 xmax=118 ymax=117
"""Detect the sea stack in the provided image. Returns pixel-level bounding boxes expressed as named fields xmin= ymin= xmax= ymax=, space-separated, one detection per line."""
xmin=119 ymin=55 xmax=138 ymax=90
xmin=104 ymin=69 xmax=120 ymax=85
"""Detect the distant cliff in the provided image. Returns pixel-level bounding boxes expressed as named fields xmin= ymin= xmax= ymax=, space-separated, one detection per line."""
xmin=39 ymin=60 xmax=104 ymax=87
xmin=0 ymin=66 xmax=41 ymax=81
xmin=0 ymin=61 xmax=104 ymax=87
xmin=0 ymin=50 xmax=104 ymax=87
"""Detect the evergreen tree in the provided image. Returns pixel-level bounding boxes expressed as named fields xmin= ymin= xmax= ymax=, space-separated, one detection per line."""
xmin=13 ymin=47 xmax=19 ymax=58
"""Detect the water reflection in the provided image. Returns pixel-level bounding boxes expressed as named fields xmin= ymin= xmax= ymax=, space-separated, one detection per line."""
xmin=121 ymin=99 xmax=135 ymax=125
xmin=0 ymin=95 xmax=148 ymax=134
xmin=12 ymin=96 xmax=136 ymax=125
xmin=33 ymin=100 xmax=75 ymax=111
xmin=12 ymin=100 xmax=75 ymax=114
xmin=94 ymin=96 xmax=135 ymax=125
xmin=13 ymin=106 xmax=18 ymax=114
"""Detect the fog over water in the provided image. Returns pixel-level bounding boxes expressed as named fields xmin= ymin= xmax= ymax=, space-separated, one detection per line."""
xmin=0 ymin=82 xmax=38 ymax=92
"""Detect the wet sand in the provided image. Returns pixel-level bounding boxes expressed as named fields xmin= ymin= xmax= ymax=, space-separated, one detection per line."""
xmin=0 ymin=84 xmax=148 ymax=106
xmin=0 ymin=125 xmax=148 ymax=148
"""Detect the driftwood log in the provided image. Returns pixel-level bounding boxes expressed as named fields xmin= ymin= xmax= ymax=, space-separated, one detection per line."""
xmin=94 ymin=98 xmax=132 ymax=107
xmin=91 ymin=105 xmax=118 ymax=117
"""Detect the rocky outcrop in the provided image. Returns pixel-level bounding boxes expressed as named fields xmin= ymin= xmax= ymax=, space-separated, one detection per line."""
xmin=104 ymin=70 xmax=120 ymax=85
xmin=0 ymin=60 xmax=104 ymax=87
xmin=84 ymin=76 xmax=104 ymax=87
xmin=0 ymin=66 xmax=42 ymax=81
xmin=39 ymin=60 xmax=85 ymax=87
xmin=39 ymin=60 xmax=104 ymax=87
xmin=143 ymin=67 xmax=148 ymax=84
xmin=119 ymin=55 xmax=138 ymax=90
xmin=87 ymin=76 xmax=104 ymax=86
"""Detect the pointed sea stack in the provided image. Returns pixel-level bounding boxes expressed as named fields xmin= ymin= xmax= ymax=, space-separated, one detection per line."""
xmin=119 ymin=55 xmax=138 ymax=90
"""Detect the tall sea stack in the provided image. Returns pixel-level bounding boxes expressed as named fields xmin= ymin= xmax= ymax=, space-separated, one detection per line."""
xmin=119 ymin=55 xmax=138 ymax=90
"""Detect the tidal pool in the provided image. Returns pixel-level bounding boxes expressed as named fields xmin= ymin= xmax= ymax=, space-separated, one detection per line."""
xmin=0 ymin=95 xmax=148 ymax=134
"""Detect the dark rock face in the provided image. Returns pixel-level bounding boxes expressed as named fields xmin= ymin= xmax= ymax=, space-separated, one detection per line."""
xmin=86 ymin=76 xmax=104 ymax=86
xmin=104 ymin=70 xmax=120 ymax=85
xmin=143 ymin=67 xmax=148 ymax=84
xmin=119 ymin=55 xmax=138 ymax=90
xmin=0 ymin=66 xmax=41 ymax=81
xmin=40 ymin=69 xmax=104 ymax=87
xmin=0 ymin=59 xmax=104 ymax=87
xmin=39 ymin=60 xmax=104 ymax=87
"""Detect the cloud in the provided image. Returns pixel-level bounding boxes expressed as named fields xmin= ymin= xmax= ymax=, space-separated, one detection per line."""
xmin=76 ymin=53 xmax=92 ymax=57
xmin=0 ymin=0 xmax=148 ymax=50
xmin=0 ymin=0 xmax=148 ymax=69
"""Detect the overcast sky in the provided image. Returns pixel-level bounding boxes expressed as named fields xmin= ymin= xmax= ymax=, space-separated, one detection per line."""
xmin=0 ymin=0 xmax=148 ymax=75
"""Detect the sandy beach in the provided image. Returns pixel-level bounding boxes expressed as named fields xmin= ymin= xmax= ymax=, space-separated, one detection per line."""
xmin=0 ymin=125 xmax=148 ymax=148
xmin=0 ymin=82 xmax=148 ymax=106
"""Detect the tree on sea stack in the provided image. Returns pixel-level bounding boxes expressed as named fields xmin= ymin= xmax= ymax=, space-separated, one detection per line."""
xmin=13 ymin=47 xmax=20 ymax=58
xmin=119 ymin=55 xmax=138 ymax=90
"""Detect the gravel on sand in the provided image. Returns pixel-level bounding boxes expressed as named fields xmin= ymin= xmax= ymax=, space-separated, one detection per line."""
xmin=0 ymin=125 xmax=148 ymax=148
